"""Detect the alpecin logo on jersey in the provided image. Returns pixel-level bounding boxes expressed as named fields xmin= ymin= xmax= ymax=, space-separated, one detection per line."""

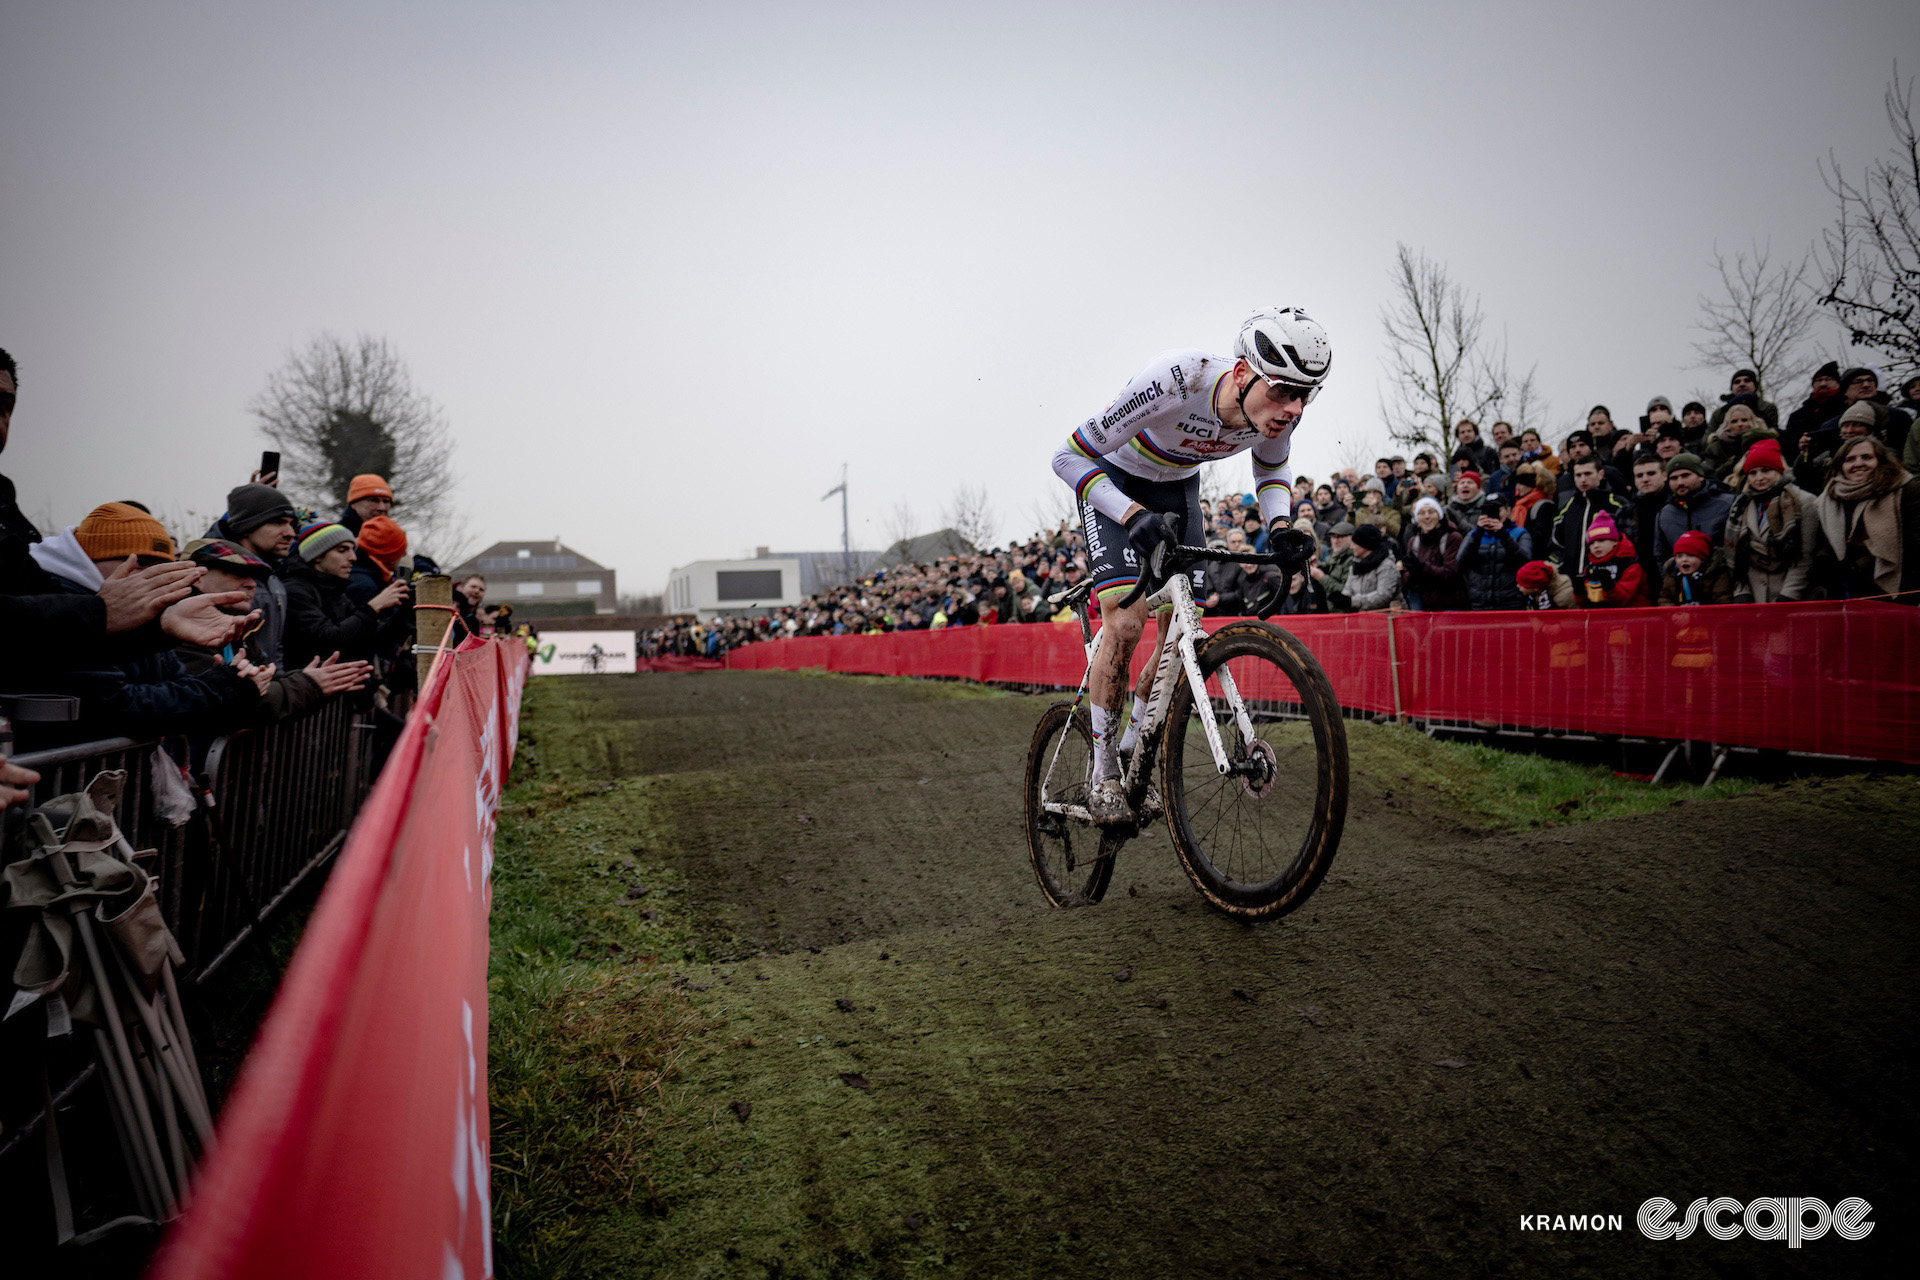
xmin=1101 ymin=380 xmax=1166 ymax=429
xmin=1170 ymin=363 xmax=1188 ymax=401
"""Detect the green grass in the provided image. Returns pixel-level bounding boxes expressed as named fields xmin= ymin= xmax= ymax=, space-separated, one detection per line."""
xmin=1339 ymin=721 xmax=1755 ymax=829
xmin=489 ymin=683 xmax=727 ymax=1277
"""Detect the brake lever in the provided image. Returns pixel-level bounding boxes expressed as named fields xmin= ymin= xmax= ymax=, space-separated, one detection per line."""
xmin=1113 ymin=515 xmax=1181 ymax=611
xmin=1253 ymin=579 xmax=1286 ymax=620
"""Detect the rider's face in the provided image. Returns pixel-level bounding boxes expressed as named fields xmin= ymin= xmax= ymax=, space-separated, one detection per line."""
xmin=1239 ymin=367 xmax=1309 ymax=438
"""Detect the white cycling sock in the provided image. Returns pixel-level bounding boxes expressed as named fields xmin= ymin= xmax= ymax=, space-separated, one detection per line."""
xmin=1118 ymin=698 xmax=1142 ymax=755
xmin=1090 ymin=705 xmax=1120 ymax=782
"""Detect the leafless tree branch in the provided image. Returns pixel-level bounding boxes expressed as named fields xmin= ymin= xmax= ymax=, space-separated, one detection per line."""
xmin=1691 ymin=242 xmax=1821 ymax=393
xmin=1817 ymin=64 xmax=1920 ymax=377
xmin=943 ymin=483 xmax=997 ymax=550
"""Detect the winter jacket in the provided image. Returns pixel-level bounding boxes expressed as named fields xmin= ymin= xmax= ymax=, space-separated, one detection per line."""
xmin=1457 ymin=522 xmax=1532 ymax=610
xmin=202 ymin=517 xmax=292 ymax=664
xmin=174 ymin=645 xmax=328 ymax=728
xmin=1512 ymin=490 xmax=1557 ymax=555
xmin=1781 ymin=390 xmax=1845 ymax=461
xmin=1571 ymin=539 xmax=1650 ymax=608
xmin=1727 ymin=483 xmax=1813 ymax=602
xmin=1549 ymin=489 xmax=1628 ymax=573
xmin=1333 ymin=547 xmax=1401 ymax=612
xmin=21 ymin=574 xmax=258 ymax=742
xmin=1205 ymin=560 xmax=1257 ymax=615
xmin=1278 ymin=570 xmax=1330 ymax=615
xmin=1653 ymin=485 xmax=1736 ymax=563
xmin=1320 ymin=547 xmax=1356 ymax=598
xmin=282 ymin=559 xmax=387 ymax=667
xmin=1450 ymin=439 xmax=1497 ymax=477
xmin=1628 ymin=491 xmax=1668 ymax=581
xmin=1402 ymin=526 xmax=1467 ymax=612
xmin=1657 ymin=557 xmax=1737 ymax=605
xmin=1808 ymin=476 xmax=1920 ymax=601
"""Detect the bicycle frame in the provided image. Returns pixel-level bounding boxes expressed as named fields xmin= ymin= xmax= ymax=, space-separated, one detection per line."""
xmin=1039 ymin=571 xmax=1258 ymax=825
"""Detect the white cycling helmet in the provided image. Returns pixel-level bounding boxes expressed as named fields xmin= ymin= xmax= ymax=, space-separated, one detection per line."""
xmin=1234 ymin=306 xmax=1332 ymax=401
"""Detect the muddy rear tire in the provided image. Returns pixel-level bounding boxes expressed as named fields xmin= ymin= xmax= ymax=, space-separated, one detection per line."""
xmin=1023 ymin=701 xmax=1115 ymax=908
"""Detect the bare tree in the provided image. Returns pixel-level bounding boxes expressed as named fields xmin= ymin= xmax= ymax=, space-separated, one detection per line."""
xmin=1378 ymin=244 xmax=1512 ymax=458
xmin=1691 ymin=242 xmax=1821 ymax=394
xmin=880 ymin=502 xmax=921 ymax=552
xmin=943 ymin=483 xmax=997 ymax=550
xmin=1817 ymin=66 xmax=1920 ymax=376
xmin=249 ymin=333 xmax=467 ymax=557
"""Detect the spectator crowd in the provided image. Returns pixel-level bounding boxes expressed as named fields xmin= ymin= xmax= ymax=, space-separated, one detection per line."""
xmin=671 ymin=361 xmax=1919 ymax=660
xmin=0 ymin=346 xmax=514 ymax=811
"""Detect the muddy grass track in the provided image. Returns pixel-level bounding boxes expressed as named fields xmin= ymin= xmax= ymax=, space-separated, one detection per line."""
xmin=494 ymin=671 xmax=1916 ymax=1279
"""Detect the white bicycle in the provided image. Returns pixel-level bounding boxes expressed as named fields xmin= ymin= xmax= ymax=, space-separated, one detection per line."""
xmin=1022 ymin=528 xmax=1349 ymax=920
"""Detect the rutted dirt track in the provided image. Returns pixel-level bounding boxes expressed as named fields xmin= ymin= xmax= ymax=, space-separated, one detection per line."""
xmin=518 ymin=671 xmax=1916 ymax=1279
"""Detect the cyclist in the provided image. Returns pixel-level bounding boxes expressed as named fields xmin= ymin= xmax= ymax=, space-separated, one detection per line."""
xmin=1049 ymin=307 xmax=1331 ymax=823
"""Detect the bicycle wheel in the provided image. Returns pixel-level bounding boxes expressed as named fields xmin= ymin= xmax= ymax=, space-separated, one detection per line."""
xmin=1023 ymin=701 xmax=1116 ymax=908
xmin=1159 ymin=621 xmax=1348 ymax=920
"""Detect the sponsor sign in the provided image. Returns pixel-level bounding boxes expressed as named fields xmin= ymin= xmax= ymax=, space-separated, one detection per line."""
xmin=531 ymin=630 xmax=635 ymax=675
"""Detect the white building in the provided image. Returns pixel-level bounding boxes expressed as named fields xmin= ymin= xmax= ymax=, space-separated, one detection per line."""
xmin=666 ymin=553 xmax=802 ymax=619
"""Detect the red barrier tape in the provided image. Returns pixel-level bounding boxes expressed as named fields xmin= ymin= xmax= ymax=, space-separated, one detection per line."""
xmin=726 ymin=604 xmax=1920 ymax=764
xmin=152 ymin=637 xmax=527 ymax=1280
xmin=635 ymin=655 xmax=724 ymax=672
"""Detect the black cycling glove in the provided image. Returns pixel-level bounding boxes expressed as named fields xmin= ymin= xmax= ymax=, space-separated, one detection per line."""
xmin=1125 ymin=510 xmax=1174 ymax=566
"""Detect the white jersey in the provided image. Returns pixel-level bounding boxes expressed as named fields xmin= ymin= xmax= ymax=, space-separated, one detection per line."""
xmin=1049 ymin=349 xmax=1296 ymax=528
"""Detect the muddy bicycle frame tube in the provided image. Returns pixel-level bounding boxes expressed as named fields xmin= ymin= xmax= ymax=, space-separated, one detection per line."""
xmin=1039 ymin=567 xmax=1263 ymax=822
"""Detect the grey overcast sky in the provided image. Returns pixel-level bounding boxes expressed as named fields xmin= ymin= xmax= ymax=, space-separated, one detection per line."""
xmin=3 ymin=0 xmax=1915 ymax=592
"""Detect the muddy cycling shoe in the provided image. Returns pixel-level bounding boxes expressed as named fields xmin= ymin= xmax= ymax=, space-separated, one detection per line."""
xmin=1134 ymin=783 xmax=1164 ymax=820
xmin=1087 ymin=778 xmax=1134 ymax=826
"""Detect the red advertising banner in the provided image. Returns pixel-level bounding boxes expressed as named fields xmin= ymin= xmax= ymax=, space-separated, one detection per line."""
xmin=726 ymin=603 xmax=1920 ymax=765
xmin=151 ymin=637 xmax=527 ymax=1280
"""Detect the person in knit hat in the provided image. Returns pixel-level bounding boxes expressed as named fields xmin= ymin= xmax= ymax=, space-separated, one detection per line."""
xmin=1516 ymin=558 xmax=1575 ymax=610
xmin=338 ymin=473 xmax=395 ymax=535
xmin=203 ymin=481 xmax=298 ymax=666
xmin=1328 ymin=522 xmax=1402 ymax=611
xmin=1548 ymin=455 xmax=1627 ymax=572
xmin=1653 ymin=452 xmax=1734 ymax=563
xmin=1658 ymin=529 xmax=1735 ymax=605
xmin=1572 ymin=511 xmax=1649 ymax=607
xmin=24 ymin=505 xmax=268 ymax=742
xmin=346 ymin=515 xmax=409 ymax=605
xmin=173 ymin=538 xmax=374 ymax=725
xmin=28 ymin=501 xmax=177 ymax=594
xmin=282 ymin=521 xmax=412 ymax=668
xmin=1727 ymin=437 xmax=1814 ymax=602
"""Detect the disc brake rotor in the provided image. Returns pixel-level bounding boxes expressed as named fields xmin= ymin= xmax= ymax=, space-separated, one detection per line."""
xmin=1237 ymin=737 xmax=1277 ymax=799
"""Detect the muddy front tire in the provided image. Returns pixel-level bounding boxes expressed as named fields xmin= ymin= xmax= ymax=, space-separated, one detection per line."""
xmin=1023 ymin=701 xmax=1115 ymax=908
xmin=1159 ymin=622 xmax=1348 ymax=920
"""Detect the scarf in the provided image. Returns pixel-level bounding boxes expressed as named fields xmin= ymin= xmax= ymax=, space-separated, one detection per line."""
xmin=1817 ymin=464 xmax=1911 ymax=596
xmin=1730 ymin=484 xmax=1803 ymax=575
xmin=1513 ymin=488 xmax=1547 ymax=526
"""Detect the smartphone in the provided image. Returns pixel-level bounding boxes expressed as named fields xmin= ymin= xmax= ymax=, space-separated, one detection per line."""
xmin=260 ymin=450 xmax=280 ymax=478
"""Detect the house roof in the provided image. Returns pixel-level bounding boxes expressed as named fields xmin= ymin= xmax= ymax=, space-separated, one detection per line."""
xmin=451 ymin=540 xmax=609 ymax=577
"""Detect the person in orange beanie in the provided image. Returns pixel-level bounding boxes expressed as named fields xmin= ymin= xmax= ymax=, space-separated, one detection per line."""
xmin=340 ymin=473 xmax=395 ymax=534
xmin=347 ymin=515 xmax=410 ymax=603
xmin=29 ymin=501 xmax=176 ymax=591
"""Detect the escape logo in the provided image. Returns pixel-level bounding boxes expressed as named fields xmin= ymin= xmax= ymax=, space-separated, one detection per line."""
xmin=1519 ymin=1198 xmax=1874 ymax=1247
xmin=1637 ymin=1197 xmax=1874 ymax=1247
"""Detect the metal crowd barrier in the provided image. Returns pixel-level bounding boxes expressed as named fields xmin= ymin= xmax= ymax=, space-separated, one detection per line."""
xmin=0 ymin=701 xmax=383 ymax=1186
xmin=8 ymin=699 xmax=382 ymax=981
